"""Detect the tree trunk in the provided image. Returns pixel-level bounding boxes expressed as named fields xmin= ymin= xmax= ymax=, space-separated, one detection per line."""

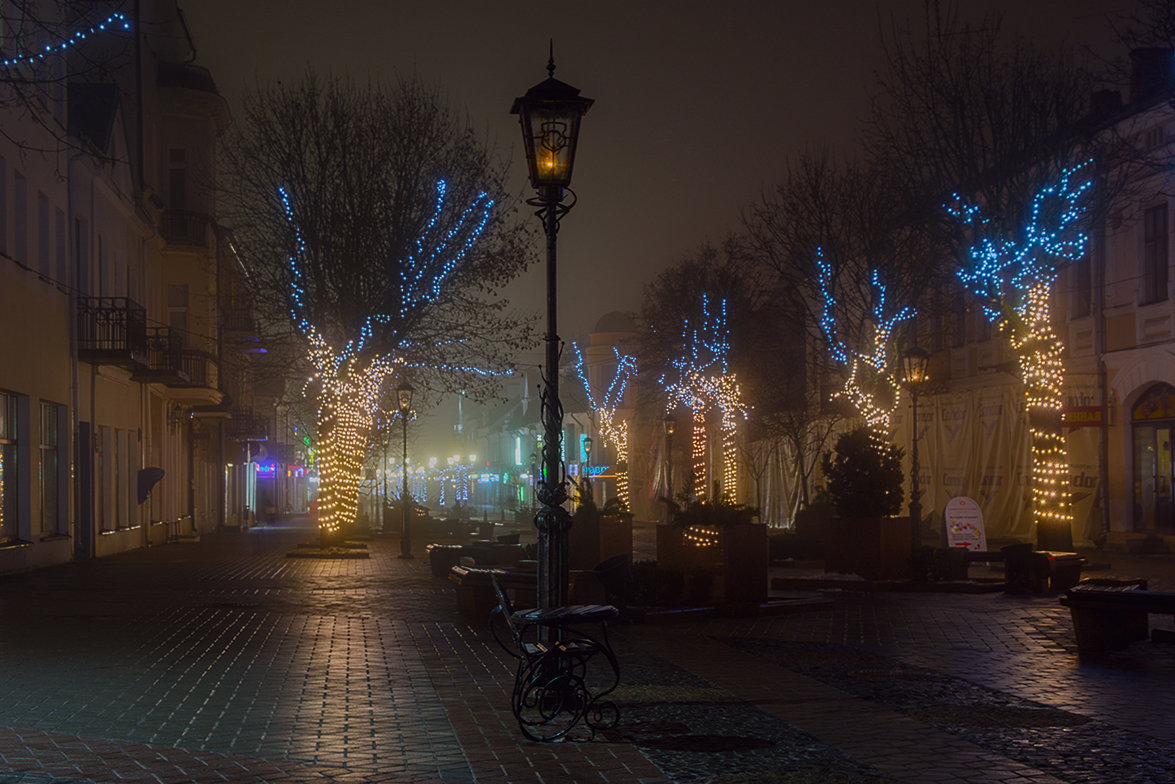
xmin=1011 ymin=281 xmax=1071 ymax=544
xmin=315 ymin=388 xmax=371 ymax=543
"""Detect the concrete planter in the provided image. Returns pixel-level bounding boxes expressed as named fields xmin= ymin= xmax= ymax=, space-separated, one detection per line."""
xmin=824 ymin=516 xmax=912 ymax=581
xmin=656 ymin=523 xmax=768 ymax=603
xmin=569 ymin=511 xmax=633 ymax=571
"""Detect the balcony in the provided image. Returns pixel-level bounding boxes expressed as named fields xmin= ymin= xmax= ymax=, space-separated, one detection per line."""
xmin=132 ymin=327 xmax=189 ymax=385
xmin=180 ymin=350 xmax=218 ymax=389
xmin=161 ymin=210 xmax=211 ymax=249
xmin=77 ymin=297 xmax=148 ymax=368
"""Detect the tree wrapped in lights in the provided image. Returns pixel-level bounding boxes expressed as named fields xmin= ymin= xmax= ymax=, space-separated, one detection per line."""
xmin=816 ymin=249 xmax=914 ymax=435
xmin=572 ymin=343 xmax=637 ymax=509
xmin=660 ymin=294 xmax=747 ymax=500
xmin=221 ymin=73 xmax=531 ymax=542
xmin=946 ymin=161 xmax=1092 ymax=538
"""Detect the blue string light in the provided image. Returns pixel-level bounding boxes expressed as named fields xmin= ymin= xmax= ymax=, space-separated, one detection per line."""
xmin=280 ymin=180 xmax=497 ymax=371
xmin=0 ymin=11 xmax=131 ymax=69
xmin=946 ymin=160 xmax=1092 ymax=323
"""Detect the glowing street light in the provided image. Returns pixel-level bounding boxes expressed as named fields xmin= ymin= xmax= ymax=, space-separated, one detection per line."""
xmin=512 ymin=47 xmax=592 ymax=613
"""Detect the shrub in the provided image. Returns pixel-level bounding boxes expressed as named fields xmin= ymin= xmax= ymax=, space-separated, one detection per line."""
xmin=666 ymin=495 xmax=760 ymax=528
xmin=821 ymin=427 xmax=905 ymax=517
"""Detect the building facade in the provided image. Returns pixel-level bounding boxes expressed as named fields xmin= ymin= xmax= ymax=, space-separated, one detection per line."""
xmin=0 ymin=1 xmax=272 ymax=573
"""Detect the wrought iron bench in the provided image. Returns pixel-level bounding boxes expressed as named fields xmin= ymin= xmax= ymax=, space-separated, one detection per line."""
xmin=487 ymin=570 xmax=620 ymax=742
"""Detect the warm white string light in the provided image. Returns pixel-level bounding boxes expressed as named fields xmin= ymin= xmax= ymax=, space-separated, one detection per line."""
xmin=816 ymin=250 xmax=913 ymax=435
xmin=946 ymin=160 xmax=1092 ymax=532
xmin=572 ymin=344 xmax=637 ymax=509
xmin=660 ymin=295 xmax=747 ymax=499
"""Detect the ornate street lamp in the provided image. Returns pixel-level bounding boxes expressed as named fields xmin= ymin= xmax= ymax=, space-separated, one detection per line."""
xmin=663 ymin=413 xmax=677 ymax=508
xmin=396 ymin=380 xmax=414 ymax=559
xmin=901 ymin=346 xmax=930 ymax=551
xmin=512 ymin=49 xmax=593 ymax=614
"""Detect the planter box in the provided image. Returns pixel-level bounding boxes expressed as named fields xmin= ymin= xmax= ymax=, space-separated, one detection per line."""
xmin=657 ymin=523 xmax=768 ymax=603
xmin=824 ymin=516 xmax=912 ymax=581
xmin=569 ymin=512 xmax=633 ymax=571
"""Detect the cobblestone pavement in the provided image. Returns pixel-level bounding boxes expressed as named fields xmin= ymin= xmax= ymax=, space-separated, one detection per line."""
xmin=0 ymin=522 xmax=1172 ymax=783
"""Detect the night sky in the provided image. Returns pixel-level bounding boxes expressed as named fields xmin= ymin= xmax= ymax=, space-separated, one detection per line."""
xmin=187 ymin=2 xmax=1132 ymax=460
xmin=185 ymin=1 xmax=1129 ymax=349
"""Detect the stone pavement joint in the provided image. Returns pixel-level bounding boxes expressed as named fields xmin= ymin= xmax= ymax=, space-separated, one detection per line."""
xmin=1 ymin=523 xmax=1175 ymax=783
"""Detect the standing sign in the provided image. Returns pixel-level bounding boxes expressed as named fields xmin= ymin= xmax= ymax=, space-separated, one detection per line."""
xmin=944 ymin=496 xmax=987 ymax=551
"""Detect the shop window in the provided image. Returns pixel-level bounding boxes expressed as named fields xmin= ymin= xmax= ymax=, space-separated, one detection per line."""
xmin=1132 ymin=383 xmax=1175 ymax=533
xmin=39 ymin=403 xmax=59 ymax=535
xmin=0 ymin=391 xmax=17 ymax=542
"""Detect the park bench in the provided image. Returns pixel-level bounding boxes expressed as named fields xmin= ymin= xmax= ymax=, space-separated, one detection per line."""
xmin=485 ymin=569 xmax=621 ymax=742
xmin=1060 ymin=578 xmax=1175 ymax=652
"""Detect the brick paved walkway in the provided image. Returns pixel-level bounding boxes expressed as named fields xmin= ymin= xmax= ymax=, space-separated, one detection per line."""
xmin=0 ymin=522 xmax=1172 ymax=783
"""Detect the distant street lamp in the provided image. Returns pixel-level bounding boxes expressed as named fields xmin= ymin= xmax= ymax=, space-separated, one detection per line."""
xmin=512 ymin=49 xmax=593 ymax=614
xmin=396 ymin=380 xmax=414 ymax=559
xmin=901 ymin=346 xmax=930 ymax=551
xmin=582 ymin=435 xmax=593 ymax=496
xmin=663 ymin=413 xmax=677 ymax=508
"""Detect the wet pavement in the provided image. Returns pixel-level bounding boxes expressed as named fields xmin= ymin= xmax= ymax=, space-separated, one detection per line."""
xmin=0 ymin=520 xmax=1172 ymax=783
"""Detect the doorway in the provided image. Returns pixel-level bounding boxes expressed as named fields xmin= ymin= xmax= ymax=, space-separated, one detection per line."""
xmin=1132 ymin=383 xmax=1175 ymax=533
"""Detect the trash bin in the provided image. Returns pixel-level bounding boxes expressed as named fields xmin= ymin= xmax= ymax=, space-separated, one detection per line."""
xmin=1032 ymin=550 xmax=1086 ymax=592
xmin=1002 ymin=542 xmax=1033 ymax=593
xmin=427 ymin=544 xmax=465 ymax=579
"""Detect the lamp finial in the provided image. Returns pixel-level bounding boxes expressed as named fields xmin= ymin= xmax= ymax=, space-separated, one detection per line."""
xmin=547 ymin=40 xmax=555 ymax=78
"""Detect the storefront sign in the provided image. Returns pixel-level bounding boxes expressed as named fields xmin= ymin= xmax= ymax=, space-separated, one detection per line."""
xmin=1062 ymin=406 xmax=1102 ymax=427
xmin=944 ymin=496 xmax=986 ymax=551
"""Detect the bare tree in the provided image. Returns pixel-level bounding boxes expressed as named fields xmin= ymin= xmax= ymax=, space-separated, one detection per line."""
xmin=218 ymin=71 xmax=534 ymax=539
xmin=864 ymin=1 xmax=1152 ymax=542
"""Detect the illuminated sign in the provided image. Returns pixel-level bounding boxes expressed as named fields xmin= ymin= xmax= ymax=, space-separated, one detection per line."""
xmin=1062 ymin=406 xmax=1102 ymax=428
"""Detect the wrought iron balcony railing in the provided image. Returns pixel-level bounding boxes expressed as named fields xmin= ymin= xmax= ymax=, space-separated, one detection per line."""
xmin=179 ymin=349 xmax=219 ymax=391
xmin=132 ymin=327 xmax=189 ymax=385
xmin=77 ymin=297 xmax=148 ymax=368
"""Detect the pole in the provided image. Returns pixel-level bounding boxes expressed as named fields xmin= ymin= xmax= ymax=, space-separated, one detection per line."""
xmin=536 ymin=186 xmax=570 ymax=614
xmin=665 ymin=430 xmax=673 ymax=513
xmin=399 ymin=412 xmax=412 ymax=559
xmin=909 ymin=387 xmax=922 ymax=551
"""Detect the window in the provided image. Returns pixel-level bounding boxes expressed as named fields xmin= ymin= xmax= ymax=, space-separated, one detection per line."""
xmin=75 ymin=217 xmax=89 ymax=296
xmin=36 ymin=192 xmax=48 ymax=278
xmin=1072 ymin=255 xmax=1091 ymax=317
xmin=39 ymin=403 xmax=58 ymax=535
xmin=951 ymin=292 xmax=966 ymax=348
xmin=0 ymin=391 xmax=17 ymax=542
xmin=1142 ymin=203 xmax=1169 ymax=305
xmin=976 ymin=309 xmax=992 ymax=342
xmin=168 ymin=148 xmax=187 ymax=212
xmin=168 ymin=283 xmax=189 ymax=335
xmin=13 ymin=171 xmax=26 ymax=267
xmin=0 ymin=155 xmax=7 ymax=255
xmin=96 ymin=425 xmax=108 ymax=531
xmin=54 ymin=208 xmax=65 ymax=288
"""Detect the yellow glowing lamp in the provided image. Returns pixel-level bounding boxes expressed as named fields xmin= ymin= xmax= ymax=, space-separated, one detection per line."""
xmin=901 ymin=345 xmax=930 ymax=386
xmin=511 ymin=45 xmax=593 ymax=189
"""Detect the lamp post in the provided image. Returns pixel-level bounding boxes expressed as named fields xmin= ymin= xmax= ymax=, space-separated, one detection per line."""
xmin=512 ymin=48 xmax=593 ymax=613
xmin=664 ymin=413 xmax=677 ymax=513
xmin=396 ymin=380 xmax=414 ymax=559
xmin=901 ymin=346 xmax=929 ymax=552
xmin=582 ymin=435 xmax=593 ymax=500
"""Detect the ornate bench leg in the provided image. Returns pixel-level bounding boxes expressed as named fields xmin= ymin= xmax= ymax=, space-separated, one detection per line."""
xmin=510 ymin=627 xmax=621 ymax=742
